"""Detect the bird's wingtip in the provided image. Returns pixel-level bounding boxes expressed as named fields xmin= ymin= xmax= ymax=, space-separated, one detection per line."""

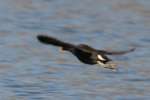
xmin=37 ymin=34 xmax=46 ymax=41
xmin=37 ymin=34 xmax=52 ymax=44
xmin=129 ymin=47 xmax=136 ymax=52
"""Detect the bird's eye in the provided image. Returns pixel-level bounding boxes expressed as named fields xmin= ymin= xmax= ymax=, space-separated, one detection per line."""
xmin=97 ymin=55 xmax=106 ymax=61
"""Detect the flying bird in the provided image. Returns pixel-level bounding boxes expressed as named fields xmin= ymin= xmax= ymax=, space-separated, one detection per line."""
xmin=37 ymin=35 xmax=135 ymax=70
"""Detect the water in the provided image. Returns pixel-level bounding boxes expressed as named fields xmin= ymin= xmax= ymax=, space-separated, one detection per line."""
xmin=0 ymin=0 xmax=150 ymax=100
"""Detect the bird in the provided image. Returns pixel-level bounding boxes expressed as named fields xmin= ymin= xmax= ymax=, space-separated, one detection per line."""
xmin=37 ymin=35 xmax=135 ymax=70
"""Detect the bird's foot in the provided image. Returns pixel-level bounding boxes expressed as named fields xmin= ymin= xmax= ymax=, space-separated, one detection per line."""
xmin=104 ymin=62 xmax=118 ymax=71
xmin=97 ymin=61 xmax=118 ymax=71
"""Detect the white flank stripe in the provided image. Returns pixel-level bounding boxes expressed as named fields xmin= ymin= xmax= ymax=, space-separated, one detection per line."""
xmin=97 ymin=55 xmax=105 ymax=61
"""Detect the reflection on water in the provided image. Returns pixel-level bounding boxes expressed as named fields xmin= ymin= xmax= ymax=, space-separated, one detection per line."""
xmin=0 ymin=0 xmax=150 ymax=100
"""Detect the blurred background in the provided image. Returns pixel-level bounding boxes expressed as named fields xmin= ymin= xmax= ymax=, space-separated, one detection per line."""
xmin=0 ymin=0 xmax=150 ymax=100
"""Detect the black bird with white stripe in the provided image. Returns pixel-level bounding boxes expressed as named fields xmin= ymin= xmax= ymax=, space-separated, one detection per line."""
xmin=37 ymin=35 xmax=135 ymax=70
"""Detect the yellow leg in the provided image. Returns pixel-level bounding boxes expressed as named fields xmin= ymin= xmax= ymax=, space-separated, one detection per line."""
xmin=59 ymin=47 xmax=65 ymax=53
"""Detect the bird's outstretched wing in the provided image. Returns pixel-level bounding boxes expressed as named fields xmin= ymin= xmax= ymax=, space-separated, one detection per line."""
xmin=97 ymin=48 xmax=135 ymax=55
xmin=37 ymin=35 xmax=74 ymax=50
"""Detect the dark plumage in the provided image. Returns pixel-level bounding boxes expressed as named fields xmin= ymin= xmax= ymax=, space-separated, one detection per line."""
xmin=37 ymin=35 xmax=135 ymax=70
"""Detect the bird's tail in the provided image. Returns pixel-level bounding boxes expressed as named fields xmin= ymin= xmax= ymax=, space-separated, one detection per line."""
xmin=37 ymin=35 xmax=74 ymax=50
xmin=98 ymin=48 xmax=135 ymax=55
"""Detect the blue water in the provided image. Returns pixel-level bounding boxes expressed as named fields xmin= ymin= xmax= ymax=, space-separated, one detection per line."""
xmin=0 ymin=0 xmax=150 ymax=100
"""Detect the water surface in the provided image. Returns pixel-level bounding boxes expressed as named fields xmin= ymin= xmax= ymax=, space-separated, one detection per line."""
xmin=0 ymin=0 xmax=150 ymax=100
